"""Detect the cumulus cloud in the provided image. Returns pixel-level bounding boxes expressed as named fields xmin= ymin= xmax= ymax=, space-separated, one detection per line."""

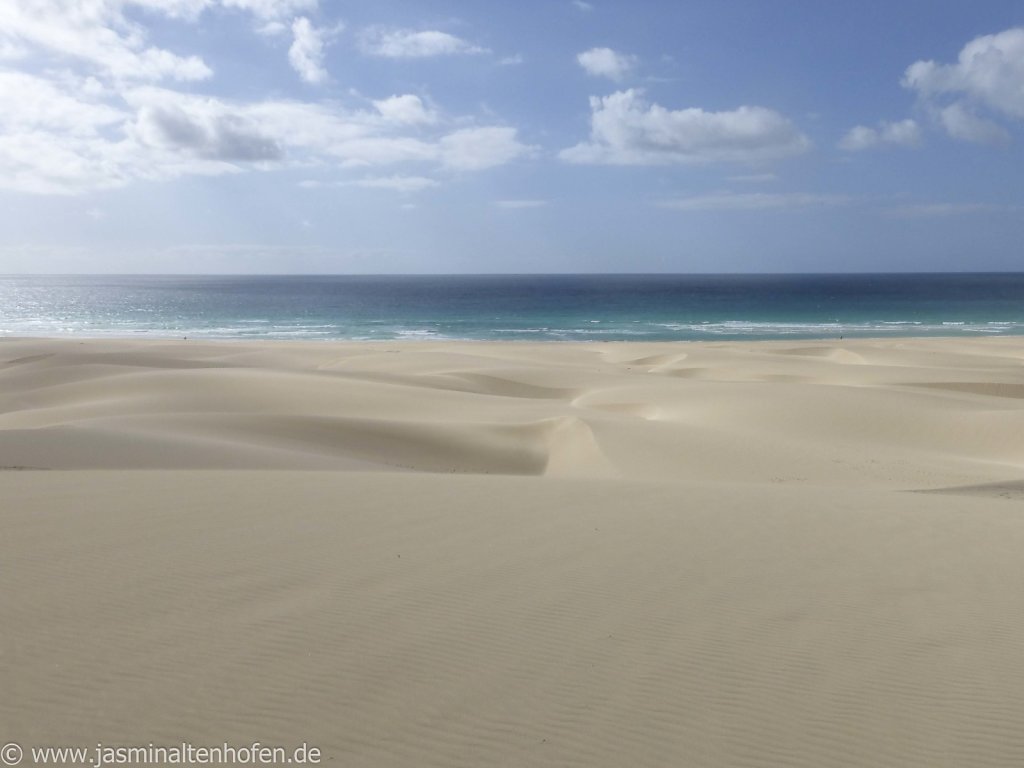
xmin=0 ymin=2 xmax=532 ymax=194
xmin=903 ymin=27 xmax=1024 ymax=119
xmin=938 ymin=103 xmax=1010 ymax=145
xmin=359 ymin=28 xmax=487 ymax=58
xmin=0 ymin=39 xmax=28 ymax=60
xmin=0 ymin=0 xmax=336 ymax=88
xmin=0 ymin=73 xmax=529 ymax=194
xmin=658 ymin=192 xmax=849 ymax=212
xmin=0 ymin=71 xmax=133 ymax=193
xmin=438 ymin=127 xmax=531 ymax=170
xmin=577 ymin=47 xmax=637 ymax=81
xmin=902 ymin=27 xmax=1024 ymax=143
xmin=0 ymin=0 xmax=332 ymax=88
xmin=561 ymin=90 xmax=810 ymax=165
xmin=373 ymin=95 xmax=437 ymax=125
xmin=221 ymin=0 xmax=316 ymax=19
xmin=0 ymin=72 xmax=124 ymax=136
xmin=0 ymin=0 xmax=213 ymax=82
xmin=288 ymin=17 xmax=331 ymax=84
xmin=839 ymin=119 xmax=920 ymax=150
xmin=130 ymin=98 xmax=283 ymax=162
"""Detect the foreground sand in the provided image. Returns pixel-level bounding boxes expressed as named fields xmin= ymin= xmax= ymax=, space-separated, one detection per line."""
xmin=3 ymin=336 xmax=1024 ymax=766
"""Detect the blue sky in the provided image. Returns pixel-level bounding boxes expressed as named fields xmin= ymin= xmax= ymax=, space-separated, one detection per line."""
xmin=0 ymin=0 xmax=1022 ymax=273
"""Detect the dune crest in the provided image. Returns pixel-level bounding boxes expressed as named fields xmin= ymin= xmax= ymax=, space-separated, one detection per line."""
xmin=3 ymin=336 xmax=1022 ymax=487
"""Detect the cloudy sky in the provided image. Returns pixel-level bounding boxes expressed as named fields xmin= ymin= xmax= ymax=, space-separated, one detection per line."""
xmin=1 ymin=0 xmax=1022 ymax=273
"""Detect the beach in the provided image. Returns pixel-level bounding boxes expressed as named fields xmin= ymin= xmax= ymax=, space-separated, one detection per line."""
xmin=3 ymin=335 xmax=1024 ymax=766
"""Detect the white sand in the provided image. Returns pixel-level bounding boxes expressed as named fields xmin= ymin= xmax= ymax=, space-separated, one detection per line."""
xmin=2 ymin=336 xmax=1024 ymax=766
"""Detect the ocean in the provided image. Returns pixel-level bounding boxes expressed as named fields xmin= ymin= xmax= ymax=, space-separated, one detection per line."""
xmin=2 ymin=273 xmax=1024 ymax=342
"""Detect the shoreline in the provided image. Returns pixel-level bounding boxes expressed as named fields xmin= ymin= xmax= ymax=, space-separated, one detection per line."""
xmin=5 ymin=273 xmax=1024 ymax=345
xmin=5 ymin=331 xmax=1024 ymax=344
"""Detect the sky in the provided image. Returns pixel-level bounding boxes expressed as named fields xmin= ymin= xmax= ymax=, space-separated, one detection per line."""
xmin=0 ymin=0 xmax=1022 ymax=274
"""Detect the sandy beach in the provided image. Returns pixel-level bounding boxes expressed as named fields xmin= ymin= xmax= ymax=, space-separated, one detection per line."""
xmin=3 ymin=335 xmax=1024 ymax=766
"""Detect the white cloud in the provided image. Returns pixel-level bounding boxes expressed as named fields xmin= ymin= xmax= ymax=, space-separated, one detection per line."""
xmin=938 ymin=103 xmax=1010 ymax=145
xmin=359 ymin=28 xmax=487 ymax=58
xmin=0 ymin=72 xmax=124 ymax=136
xmin=373 ymin=94 xmax=437 ymax=125
xmin=561 ymin=90 xmax=810 ymax=165
xmin=0 ymin=3 xmax=530 ymax=194
xmin=0 ymin=71 xmax=132 ymax=193
xmin=0 ymin=0 xmax=214 ymax=82
xmin=439 ymin=126 xmax=531 ymax=171
xmin=903 ymin=27 xmax=1024 ymax=120
xmin=288 ymin=17 xmax=331 ymax=84
xmin=494 ymin=199 xmax=547 ymax=209
xmin=0 ymin=0 xmax=331 ymax=90
xmin=874 ymin=119 xmax=920 ymax=146
xmin=839 ymin=119 xmax=920 ymax=150
xmin=130 ymin=96 xmax=283 ymax=162
xmin=498 ymin=53 xmax=524 ymax=66
xmin=0 ymin=131 xmax=128 ymax=195
xmin=138 ymin=0 xmax=222 ymax=19
xmin=325 ymin=136 xmax=439 ymax=168
xmin=130 ymin=90 xmax=522 ymax=174
xmin=255 ymin=20 xmax=288 ymax=36
xmin=838 ymin=126 xmax=878 ymax=151
xmin=220 ymin=0 xmax=316 ymax=19
xmin=0 ymin=73 xmax=528 ymax=194
xmin=0 ymin=38 xmax=28 ymax=60
xmin=576 ymin=47 xmax=636 ymax=81
xmin=902 ymin=27 xmax=1024 ymax=143
xmin=658 ymin=192 xmax=848 ymax=212
xmin=572 ymin=0 xmax=594 ymax=10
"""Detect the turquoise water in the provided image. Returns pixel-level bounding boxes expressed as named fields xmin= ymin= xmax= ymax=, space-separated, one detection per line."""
xmin=2 ymin=274 xmax=1024 ymax=341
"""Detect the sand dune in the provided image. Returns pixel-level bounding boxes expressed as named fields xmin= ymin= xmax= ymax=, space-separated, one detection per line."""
xmin=2 ymin=335 xmax=1024 ymax=486
xmin=3 ymin=336 xmax=1024 ymax=766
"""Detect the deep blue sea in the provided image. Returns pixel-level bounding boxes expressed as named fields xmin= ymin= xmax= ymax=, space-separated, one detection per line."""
xmin=2 ymin=273 xmax=1024 ymax=342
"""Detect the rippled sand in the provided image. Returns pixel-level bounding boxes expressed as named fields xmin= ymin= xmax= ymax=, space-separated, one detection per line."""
xmin=3 ymin=336 xmax=1024 ymax=766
